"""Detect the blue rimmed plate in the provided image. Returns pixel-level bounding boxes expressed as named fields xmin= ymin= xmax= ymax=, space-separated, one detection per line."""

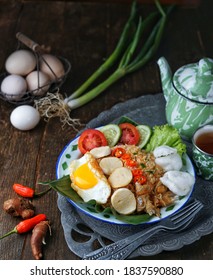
xmin=56 ymin=130 xmax=195 ymax=226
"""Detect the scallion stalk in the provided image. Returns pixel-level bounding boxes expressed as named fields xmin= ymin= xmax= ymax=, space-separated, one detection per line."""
xmin=35 ymin=0 xmax=173 ymax=129
xmin=65 ymin=0 xmax=169 ymax=109
xmin=66 ymin=1 xmax=138 ymax=102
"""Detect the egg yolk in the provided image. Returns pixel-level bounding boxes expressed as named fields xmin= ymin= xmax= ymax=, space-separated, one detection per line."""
xmin=73 ymin=163 xmax=98 ymax=189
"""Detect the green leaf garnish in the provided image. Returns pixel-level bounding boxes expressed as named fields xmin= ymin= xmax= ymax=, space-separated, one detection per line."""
xmin=145 ymin=124 xmax=186 ymax=156
xmin=41 ymin=175 xmax=83 ymax=203
xmin=117 ymin=116 xmax=139 ymax=126
xmin=111 ymin=208 xmax=152 ymax=225
xmin=166 ymin=204 xmax=175 ymax=211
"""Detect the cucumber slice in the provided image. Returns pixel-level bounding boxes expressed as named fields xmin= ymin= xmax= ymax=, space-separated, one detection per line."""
xmin=136 ymin=125 xmax=152 ymax=148
xmin=100 ymin=124 xmax=121 ymax=147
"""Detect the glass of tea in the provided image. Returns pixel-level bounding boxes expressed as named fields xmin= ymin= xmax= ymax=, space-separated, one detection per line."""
xmin=192 ymin=125 xmax=213 ymax=181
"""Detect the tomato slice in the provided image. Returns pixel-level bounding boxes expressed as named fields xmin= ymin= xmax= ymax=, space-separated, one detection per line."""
xmin=119 ymin=123 xmax=140 ymax=145
xmin=78 ymin=129 xmax=108 ymax=154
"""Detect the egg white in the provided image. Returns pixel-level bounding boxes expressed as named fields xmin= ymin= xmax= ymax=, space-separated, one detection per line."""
xmin=70 ymin=152 xmax=111 ymax=204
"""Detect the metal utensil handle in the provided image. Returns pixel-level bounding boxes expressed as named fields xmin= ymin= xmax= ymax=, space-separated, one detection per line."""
xmin=84 ymin=199 xmax=203 ymax=260
xmin=107 ymin=226 xmax=163 ymax=260
xmin=16 ymin=32 xmax=41 ymax=52
xmin=84 ymin=225 xmax=162 ymax=260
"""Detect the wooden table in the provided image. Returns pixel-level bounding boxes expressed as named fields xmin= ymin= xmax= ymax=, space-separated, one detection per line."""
xmin=0 ymin=0 xmax=212 ymax=260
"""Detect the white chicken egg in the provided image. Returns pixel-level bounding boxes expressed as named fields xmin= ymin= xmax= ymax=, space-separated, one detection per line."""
xmin=153 ymin=145 xmax=183 ymax=171
xmin=5 ymin=50 xmax=36 ymax=76
xmin=26 ymin=70 xmax=50 ymax=96
xmin=10 ymin=105 xmax=40 ymax=131
xmin=70 ymin=152 xmax=111 ymax=204
xmin=39 ymin=54 xmax=65 ymax=80
xmin=160 ymin=170 xmax=195 ymax=196
xmin=1 ymin=74 xmax=27 ymax=101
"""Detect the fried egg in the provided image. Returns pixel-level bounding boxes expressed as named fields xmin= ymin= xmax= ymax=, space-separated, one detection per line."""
xmin=69 ymin=152 xmax=111 ymax=203
xmin=153 ymin=145 xmax=183 ymax=171
xmin=160 ymin=170 xmax=195 ymax=196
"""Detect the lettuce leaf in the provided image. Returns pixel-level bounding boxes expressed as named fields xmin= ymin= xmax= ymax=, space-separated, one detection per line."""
xmin=145 ymin=124 xmax=186 ymax=156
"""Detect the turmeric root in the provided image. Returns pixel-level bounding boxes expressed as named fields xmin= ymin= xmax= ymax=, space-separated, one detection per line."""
xmin=3 ymin=197 xmax=35 ymax=219
xmin=30 ymin=220 xmax=51 ymax=260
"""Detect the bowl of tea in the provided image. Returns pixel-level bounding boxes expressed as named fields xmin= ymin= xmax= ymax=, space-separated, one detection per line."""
xmin=192 ymin=124 xmax=213 ymax=181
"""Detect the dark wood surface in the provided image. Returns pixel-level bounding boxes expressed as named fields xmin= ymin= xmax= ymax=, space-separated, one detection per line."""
xmin=0 ymin=0 xmax=212 ymax=260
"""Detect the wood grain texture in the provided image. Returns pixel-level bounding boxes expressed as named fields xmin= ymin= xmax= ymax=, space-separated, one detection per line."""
xmin=0 ymin=0 xmax=212 ymax=260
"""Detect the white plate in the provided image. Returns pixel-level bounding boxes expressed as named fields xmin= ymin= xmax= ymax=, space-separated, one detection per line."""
xmin=56 ymin=131 xmax=195 ymax=225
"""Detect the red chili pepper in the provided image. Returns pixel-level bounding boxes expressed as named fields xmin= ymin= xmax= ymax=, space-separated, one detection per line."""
xmin=13 ymin=183 xmax=34 ymax=198
xmin=132 ymin=169 xmax=143 ymax=177
xmin=133 ymin=175 xmax=147 ymax=184
xmin=0 ymin=214 xmax=47 ymax=240
xmin=125 ymin=159 xmax=138 ymax=167
xmin=112 ymin=147 xmax=126 ymax=158
xmin=13 ymin=183 xmax=51 ymax=198
xmin=121 ymin=153 xmax=131 ymax=160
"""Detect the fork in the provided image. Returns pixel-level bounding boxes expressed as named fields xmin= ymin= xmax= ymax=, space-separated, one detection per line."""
xmin=83 ymin=199 xmax=203 ymax=260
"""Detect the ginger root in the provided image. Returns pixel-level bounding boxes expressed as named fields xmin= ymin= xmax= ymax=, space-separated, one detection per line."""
xmin=30 ymin=220 xmax=51 ymax=260
xmin=3 ymin=197 xmax=35 ymax=219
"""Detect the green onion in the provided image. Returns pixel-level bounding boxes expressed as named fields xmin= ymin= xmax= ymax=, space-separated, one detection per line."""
xmin=65 ymin=0 xmax=170 ymax=109
xmin=35 ymin=0 xmax=173 ymax=129
xmin=66 ymin=1 xmax=138 ymax=101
